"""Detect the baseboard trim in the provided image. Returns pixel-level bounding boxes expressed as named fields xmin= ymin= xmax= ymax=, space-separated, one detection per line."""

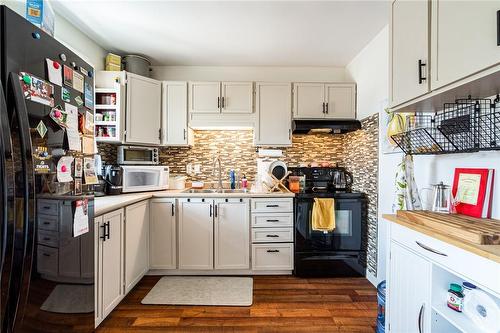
xmin=147 ymin=269 xmax=293 ymax=276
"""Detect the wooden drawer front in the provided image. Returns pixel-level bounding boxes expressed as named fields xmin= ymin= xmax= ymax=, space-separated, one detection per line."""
xmin=37 ymin=245 xmax=58 ymax=276
xmin=37 ymin=200 xmax=59 ymax=216
xmin=252 ymin=228 xmax=293 ymax=243
xmin=251 ymin=198 xmax=293 ymax=213
xmin=38 ymin=214 xmax=58 ymax=232
xmin=391 ymin=222 xmax=500 ymax=295
xmin=252 ymin=244 xmax=293 ymax=270
xmin=38 ymin=230 xmax=59 ymax=248
xmin=252 ymin=213 xmax=293 ymax=228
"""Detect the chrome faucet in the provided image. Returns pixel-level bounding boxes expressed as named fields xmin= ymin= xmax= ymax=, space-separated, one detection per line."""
xmin=212 ymin=155 xmax=223 ymax=190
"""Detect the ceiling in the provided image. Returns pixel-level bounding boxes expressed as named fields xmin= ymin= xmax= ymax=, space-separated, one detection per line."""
xmin=52 ymin=0 xmax=389 ymax=67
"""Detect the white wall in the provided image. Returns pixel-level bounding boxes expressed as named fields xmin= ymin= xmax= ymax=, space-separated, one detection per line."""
xmin=346 ymin=26 xmax=389 ymax=121
xmin=2 ymin=0 xmax=106 ymax=70
xmin=151 ymin=65 xmax=348 ymax=82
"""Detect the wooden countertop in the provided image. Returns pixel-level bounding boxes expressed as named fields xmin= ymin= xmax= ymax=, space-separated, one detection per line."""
xmin=383 ymin=213 xmax=500 ymax=263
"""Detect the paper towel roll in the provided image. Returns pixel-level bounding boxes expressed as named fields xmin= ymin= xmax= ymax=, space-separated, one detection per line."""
xmin=463 ymin=289 xmax=500 ymax=333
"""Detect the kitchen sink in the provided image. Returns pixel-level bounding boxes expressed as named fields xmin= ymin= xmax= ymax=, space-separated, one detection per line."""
xmin=182 ymin=188 xmax=249 ymax=194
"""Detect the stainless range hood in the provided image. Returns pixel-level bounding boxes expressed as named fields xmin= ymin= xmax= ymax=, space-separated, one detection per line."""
xmin=292 ymin=119 xmax=362 ymax=134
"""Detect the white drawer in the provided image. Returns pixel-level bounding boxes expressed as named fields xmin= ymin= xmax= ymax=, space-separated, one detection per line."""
xmin=37 ymin=245 xmax=58 ymax=276
xmin=38 ymin=214 xmax=59 ymax=232
xmin=252 ymin=243 xmax=293 ymax=270
xmin=252 ymin=213 xmax=293 ymax=228
xmin=38 ymin=230 xmax=59 ymax=248
xmin=390 ymin=222 xmax=500 ymax=295
xmin=251 ymin=198 xmax=293 ymax=213
xmin=252 ymin=227 xmax=293 ymax=243
xmin=37 ymin=200 xmax=59 ymax=216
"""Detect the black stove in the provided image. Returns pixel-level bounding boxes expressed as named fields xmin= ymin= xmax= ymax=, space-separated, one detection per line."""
xmin=290 ymin=167 xmax=368 ymax=278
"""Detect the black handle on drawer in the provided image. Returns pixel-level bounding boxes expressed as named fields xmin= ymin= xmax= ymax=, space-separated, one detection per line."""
xmin=266 ymin=235 xmax=279 ymax=238
xmin=43 ymin=237 xmax=51 ymax=241
xmin=43 ymin=222 xmax=50 ymax=225
xmin=266 ymin=204 xmax=279 ymax=207
xmin=214 ymin=204 xmax=218 ymax=218
xmin=209 ymin=204 xmax=213 ymax=217
xmin=171 ymin=204 xmax=175 ymax=217
xmin=266 ymin=249 xmax=280 ymax=253
xmin=266 ymin=219 xmax=280 ymax=222
xmin=43 ymin=206 xmax=51 ymax=210
xmin=415 ymin=241 xmax=447 ymax=256
xmin=42 ymin=253 xmax=51 ymax=257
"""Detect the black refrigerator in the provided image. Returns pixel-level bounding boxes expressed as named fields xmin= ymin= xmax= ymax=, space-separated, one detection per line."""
xmin=0 ymin=6 xmax=95 ymax=332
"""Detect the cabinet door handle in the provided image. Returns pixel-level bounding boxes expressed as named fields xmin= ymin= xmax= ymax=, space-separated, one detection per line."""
xmin=171 ymin=204 xmax=175 ymax=216
xmin=222 ymin=97 xmax=225 ymax=108
xmin=209 ymin=204 xmax=213 ymax=217
xmin=415 ymin=241 xmax=447 ymax=256
xmin=100 ymin=224 xmax=106 ymax=241
xmin=106 ymin=222 xmax=111 ymax=240
xmin=266 ymin=234 xmax=279 ymax=238
xmin=418 ymin=303 xmax=425 ymax=333
xmin=418 ymin=60 xmax=427 ymax=84
xmin=325 ymin=102 xmax=329 ymax=114
xmin=217 ymin=97 xmax=220 ymax=109
xmin=497 ymin=10 xmax=500 ymax=46
xmin=267 ymin=249 xmax=280 ymax=253
xmin=214 ymin=204 xmax=218 ymax=218
xmin=183 ymin=129 xmax=187 ymax=140
xmin=322 ymin=102 xmax=325 ymax=113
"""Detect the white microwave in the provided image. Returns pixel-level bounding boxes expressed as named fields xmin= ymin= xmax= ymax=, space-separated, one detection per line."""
xmin=121 ymin=166 xmax=169 ymax=193
xmin=117 ymin=146 xmax=159 ymax=165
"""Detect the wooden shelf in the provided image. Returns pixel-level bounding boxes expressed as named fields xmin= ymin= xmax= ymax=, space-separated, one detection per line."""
xmin=96 ymin=136 xmax=120 ymax=143
xmin=95 ymin=121 xmax=117 ymax=126
xmin=95 ymin=104 xmax=118 ymax=109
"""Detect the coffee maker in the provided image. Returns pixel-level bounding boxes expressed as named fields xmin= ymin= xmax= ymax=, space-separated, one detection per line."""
xmin=104 ymin=165 xmax=123 ymax=195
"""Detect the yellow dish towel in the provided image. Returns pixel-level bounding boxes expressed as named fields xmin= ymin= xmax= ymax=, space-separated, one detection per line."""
xmin=312 ymin=198 xmax=336 ymax=232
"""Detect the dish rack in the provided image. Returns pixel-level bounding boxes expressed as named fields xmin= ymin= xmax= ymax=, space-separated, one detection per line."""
xmin=391 ymin=97 xmax=500 ymax=155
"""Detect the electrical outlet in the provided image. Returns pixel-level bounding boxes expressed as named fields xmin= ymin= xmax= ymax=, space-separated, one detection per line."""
xmin=193 ymin=164 xmax=201 ymax=173
xmin=186 ymin=163 xmax=193 ymax=175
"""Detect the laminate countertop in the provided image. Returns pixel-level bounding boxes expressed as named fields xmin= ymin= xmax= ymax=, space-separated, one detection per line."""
xmin=383 ymin=214 xmax=500 ymax=263
xmin=95 ymin=190 xmax=295 ymax=217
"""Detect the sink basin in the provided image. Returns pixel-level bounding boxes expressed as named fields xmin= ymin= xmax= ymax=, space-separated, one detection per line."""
xmin=181 ymin=188 xmax=249 ymax=194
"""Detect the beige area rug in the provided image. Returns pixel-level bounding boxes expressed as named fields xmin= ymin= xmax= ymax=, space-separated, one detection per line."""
xmin=40 ymin=284 xmax=93 ymax=313
xmin=141 ymin=276 xmax=253 ymax=306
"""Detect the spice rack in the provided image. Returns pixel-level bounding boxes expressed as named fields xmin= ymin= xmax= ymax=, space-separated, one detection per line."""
xmin=94 ymin=88 xmax=122 ymax=143
xmin=391 ymin=97 xmax=500 ymax=155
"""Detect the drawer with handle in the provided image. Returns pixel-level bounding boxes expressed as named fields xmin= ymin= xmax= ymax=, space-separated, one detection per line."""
xmin=252 ymin=227 xmax=293 ymax=243
xmin=251 ymin=198 xmax=293 ymax=213
xmin=252 ymin=243 xmax=293 ymax=270
xmin=38 ymin=230 xmax=59 ymax=248
xmin=37 ymin=200 xmax=59 ymax=216
xmin=391 ymin=222 xmax=500 ymax=295
xmin=37 ymin=245 xmax=58 ymax=276
xmin=252 ymin=213 xmax=293 ymax=228
xmin=38 ymin=214 xmax=59 ymax=232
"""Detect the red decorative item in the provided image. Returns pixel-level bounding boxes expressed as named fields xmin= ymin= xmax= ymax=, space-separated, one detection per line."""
xmin=452 ymin=168 xmax=495 ymax=218
xmin=53 ymin=61 xmax=60 ymax=69
xmin=61 ymin=165 xmax=67 ymax=172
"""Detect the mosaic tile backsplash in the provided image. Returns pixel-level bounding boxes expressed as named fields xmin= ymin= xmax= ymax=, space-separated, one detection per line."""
xmin=97 ymin=113 xmax=379 ymax=276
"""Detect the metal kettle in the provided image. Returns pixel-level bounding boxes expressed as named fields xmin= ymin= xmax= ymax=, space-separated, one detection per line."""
xmin=431 ymin=182 xmax=452 ymax=213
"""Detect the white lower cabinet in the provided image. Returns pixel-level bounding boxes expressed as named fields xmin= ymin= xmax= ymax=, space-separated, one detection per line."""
xmin=252 ymin=243 xmax=293 ymax=270
xmin=388 ymin=241 xmax=431 ymax=333
xmin=124 ymin=200 xmax=150 ymax=293
xmin=178 ymin=198 xmax=214 ymax=270
xmin=95 ymin=208 xmax=124 ymax=327
xmin=150 ymin=199 xmax=177 ymax=269
xmin=214 ymin=198 xmax=250 ymax=270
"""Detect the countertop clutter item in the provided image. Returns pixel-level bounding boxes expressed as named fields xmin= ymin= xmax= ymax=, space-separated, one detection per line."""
xmin=105 ymin=52 xmax=121 ymax=71
xmin=122 ymin=54 xmax=151 ymax=77
xmin=447 ymin=283 xmax=464 ymax=312
xmin=104 ymin=165 xmax=123 ymax=195
xmin=117 ymin=145 xmax=159 ymax=165
xmin=376 ymin=280 xmax=386 ymax=333
xmin=191 ymin=181 xmax=204 ymax=189
xmin=452 ymin=168 xmax=495 ymax=218
xmin=429 ymin=181 xmax=453 ymax=213
xmin=169 ymin=175 xmax=187 ymax=190
xmin=396 ymin=210 xmax=500 ymax=245
xmin=121 ymin=165 xmax=169 ymax=193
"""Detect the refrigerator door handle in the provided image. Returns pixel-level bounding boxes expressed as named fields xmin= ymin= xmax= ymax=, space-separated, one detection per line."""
xmin=7 ymin=72 xmax=36 ymax=330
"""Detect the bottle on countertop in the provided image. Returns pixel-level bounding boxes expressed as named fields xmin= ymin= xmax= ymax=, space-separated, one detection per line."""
xmin=230 ymin=169 xmax=236 ymax=189
xmin=241 ymin=174 xmax=248 ymax=189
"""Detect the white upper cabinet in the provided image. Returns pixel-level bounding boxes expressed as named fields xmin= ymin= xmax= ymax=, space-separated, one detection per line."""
xmin=214 ymin=199 xmax=250 ymax=270
xmin=221 ymin=82 xmax=253 ymax=114
xmin=161 ymin=81 xmax=190 ymax=146
xmin=125 ymin=73 xmax=162 ymax=145
xmin=124 ymin=200 xmax=150 ymax=293
xmin=254 ymin=82 xmax=292 ymax=147
xmin=390 ymin=0 xmax=430 ymax=107
xmin=431 ymin=1 xmax=500 ymax=90
xmin=293 ymin=83 xmax=325 ymax=119
xmin=178 ymin=199 xmax=214 ymax=270
xmin=189 ymin=81 xmax=221 ymax=113
xmin=293 ymin=83 xmax=356 ymax=119
xmin=324 ymin=84 xmax=356 ymax=119
xmin=150 ymin=199 xmax=177 ymax=270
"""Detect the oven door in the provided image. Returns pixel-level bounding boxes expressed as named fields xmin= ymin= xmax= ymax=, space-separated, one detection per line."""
xmin=121 ymin=166 xmax=167 ymax=193
xmin=295 ymin=196 xmax=366 ymax=252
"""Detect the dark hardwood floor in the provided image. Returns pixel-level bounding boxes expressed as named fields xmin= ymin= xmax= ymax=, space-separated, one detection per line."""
xmin=97 ymin=275 xmax=378 ymax=332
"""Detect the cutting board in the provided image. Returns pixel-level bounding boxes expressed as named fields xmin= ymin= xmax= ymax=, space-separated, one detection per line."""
xmin=396 ymin=210 xmax=500 ymax=245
